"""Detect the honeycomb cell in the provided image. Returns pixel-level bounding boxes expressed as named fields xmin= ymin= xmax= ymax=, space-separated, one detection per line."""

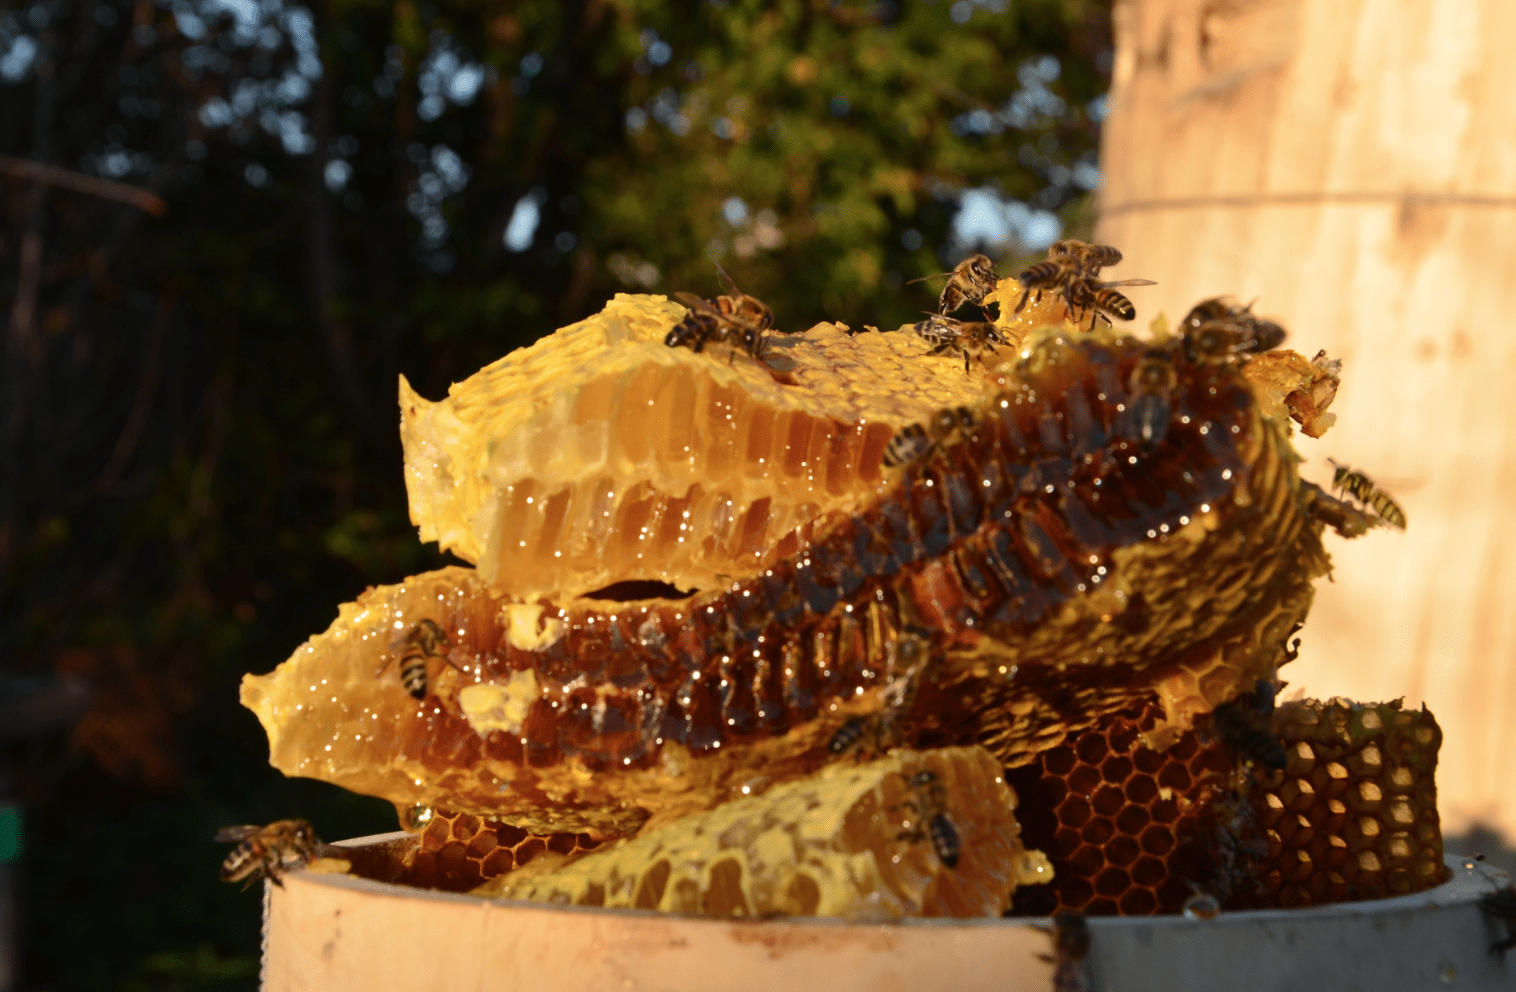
xmin=1043 ymin=746 xmax=1077 ymax=776
xmin=1052 ymin=827 xmax=1082 ymax=857
xmin=1092 ymin=784 xmax=1125 ymax=817
xmin=1150 ymin=797 xmax=1181 ymax=825
xmin=1084 ymin=897 xmax=1119 ymax=916
xmin=1102 ymin=755 xmax=1134 ymax=784
xmin=1120 ymin=888 xmax=1157 ymax=915
xmin=1076 ymin=735 xmax=1109 ymax=765
xmin=1081 ymin=817 xmax=1115 ymax=846
xmin=1140 ymin=825 xmax=1175 ymax=856
xmin=1125 ymin=773 xmax=1159 ymax=805
xmin=1115 ymin=804 xmax=1150 ymax=835
xmin=1068 ymin=765 xmax=1102 ymax=797
xmin=1348 ymin=780 xmax=1383 ymax=813
xmin=1131 ymin=855 xmax=1166 ymax=887
xmin=1039 ymin=777 xmax=1069 ymax=807
xmin=1132 ymin=745 xmax=1166 ymax=775
xmin=1068 ymin=845 xmax=1105 ymax=878
xmin=1059 ymin=877 xmax=1094 ymax=908
xmin=1094 ymin=866 xmax=1131 ymax=897
xmin=1058 ymin=795 xmax=1093 ymax=828
xmin=1157 ymin=764 xmax=1192 ymax=792
xmin=1105 ymin=835 xmax=1140 ymax=868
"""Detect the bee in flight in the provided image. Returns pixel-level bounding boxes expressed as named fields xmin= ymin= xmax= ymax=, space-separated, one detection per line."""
xmin=1180 ymin=297 xmax=1287 ymax=363
xmin=1039 ymin=912 xmax=1091 ymax=992
xmin=1327 ymin=459 xmax=1407 ymax=530
xmin=911 ymin=314 xmax=1008 ymax=372
xmin=216 ymin=819 xmax=321 ymax=889
xmin=1126 ymin=348 xmax=1178 ymax=449
xmin=375 ymin=618 xmax=461 ymax=700
xmin=882 ymin=405 xmax=976 ymax=468
xmin=667 ymin=261 xmax=774 ymax=362
xmin=908 ymin=253 xmax=998 ymax=315
xmin=1210 ymin=678 xmax=1287 ymax=771
xmin=897 ymin=770 xmax=962 ymax=869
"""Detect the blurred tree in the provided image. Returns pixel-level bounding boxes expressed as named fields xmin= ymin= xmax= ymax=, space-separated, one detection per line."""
xmin=0 ymin=0 xmax=1110 ymax=986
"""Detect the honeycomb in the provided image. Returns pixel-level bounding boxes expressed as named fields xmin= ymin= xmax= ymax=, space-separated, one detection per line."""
xmin=474 ymin=746 xmax=1053 ymax=920
xmin=243 ymin=323 xmax=1335 ymax=835
xmin=400 ymin=289 xmax=1070 ymax=604
xmin=395 ymin=811 xmax=600 ymax=893
xmin=1006 ymin=696 xmax=1445 ymax=915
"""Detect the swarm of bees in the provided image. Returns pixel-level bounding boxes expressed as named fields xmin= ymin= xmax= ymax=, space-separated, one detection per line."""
xmin=666 ymin=262 xmax=775 ymax=362
xmin=1327 ymin=459 xmax=1407 ymax=530
xmin=1014 ymin=239 xmax=1156 ymax=329
xmin=216 ymin=818 xmax=322 ymax=889
xmin=1210 ymin=678 xmax=1288 ymax=772
xmin=375 ymin=617 xmax=459 ymax=700
xmin=1179 ymin=297 xmax=1288 ymax=364
xmin=896 ymin=769 xmax=962 ymax=870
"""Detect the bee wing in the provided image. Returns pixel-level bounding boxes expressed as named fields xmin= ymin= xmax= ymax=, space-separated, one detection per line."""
xmin=673 ymin=291 xmax=718 ymax=314
xmin=709 ymin=258 xmax=743 ymax=299
xmin=1096 ymin=278 xmax=1157 ymax=289
xmin=216 ymin=825 xmax=260 ymax=843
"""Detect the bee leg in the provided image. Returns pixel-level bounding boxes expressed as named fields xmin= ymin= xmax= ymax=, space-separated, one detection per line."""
xmin=1013 ymin=287 xmax=1031 ymax=316
xmin=962 ymin=349 xmax=971 ymax=373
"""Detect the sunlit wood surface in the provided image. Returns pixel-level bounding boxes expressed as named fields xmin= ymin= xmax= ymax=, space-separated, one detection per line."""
xmin=1095 ymin=0 xmax=1516 ymax=839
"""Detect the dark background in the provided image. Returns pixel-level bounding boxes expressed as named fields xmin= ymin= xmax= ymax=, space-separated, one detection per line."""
xmin=0 ymin=0 xmax=1117 ymax=987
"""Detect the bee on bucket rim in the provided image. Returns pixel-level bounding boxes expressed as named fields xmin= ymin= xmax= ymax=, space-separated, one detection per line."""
xmin=897 ymin=769 xmax=962 ymax=869
xmin=375 ymin=617 xmax=462 ymax=700
xmin=912 ymin=314 xmax=1008 ymax=372
xmin=1038 ymin=912 xmax=1091 ymax=992
xmin=908 ymin=253 xmax=998 ymax=315
xmin=216 ymin=819 xmax=321 ymax=889
xmin=1327 ymin=459 xmax=1407 ymax=530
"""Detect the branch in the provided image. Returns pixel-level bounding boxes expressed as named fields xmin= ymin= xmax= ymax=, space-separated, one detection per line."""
xmin=0 ymin=154 xmax=167 ymax=216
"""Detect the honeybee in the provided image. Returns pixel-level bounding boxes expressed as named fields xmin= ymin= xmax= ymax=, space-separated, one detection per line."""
xmin=1180 ymin=297 xmax=1287 ymax=363
xmin=909 ymin=253 xmax=998 ymax=315
xmin=827 ymin=630 xmax=936 ymax=756
xmin=898 ymin=770 xmax=961 ymax=869
xmin=881 ymin=405 xmax=976 ymax=468
xmin=1039 ymin=912 xmax=1090 ymax=992
xmin=1127 ymin=348 xmax=1178 ymax=448
xmin=1210 ymin=679 xmax=1287 ymax=771
xmin=375 ymin=618 xmax=460 ymax=700
xmin=216 ymin=819 xmax=321 ymax=889
xmin=912 ymin=314 xmax=1008 ymax=372
xmin=667 ymin=262 xmax=773 ymax=362
xmin=1014 ymin=245 xmax=1154 ymax=325
xmin=1049 ymin=238 xmax=1123 ymax=273
xmin=1327 ymin=459 xmax=1407 ymax=530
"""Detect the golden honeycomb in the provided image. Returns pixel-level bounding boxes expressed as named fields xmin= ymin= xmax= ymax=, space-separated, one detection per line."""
xmin=243 ymin=319 xmax=1334 ymax=835
xmin=1006 ymin=696 xmax=1445 ymax=915
xmin=1247 ymin=697 xmax=1445 ymax=907
xmin=475 ymin=746 xmax=1053 ymax=919
xmin=399 ymin=289 xmax=1066 ymax=604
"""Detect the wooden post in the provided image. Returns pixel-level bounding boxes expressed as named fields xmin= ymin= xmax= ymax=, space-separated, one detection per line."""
xmin=1096 ymin=0 xmax=1516 ymax=839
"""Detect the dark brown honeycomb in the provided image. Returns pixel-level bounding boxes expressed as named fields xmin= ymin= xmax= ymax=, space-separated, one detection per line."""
xmin=1007 ymin=697 xmax=1446 ymax=915
xmin=394 ymin=811 xmax=600 ymax=893
xmin=1007 ymin=702 xmax=1234 ymax=915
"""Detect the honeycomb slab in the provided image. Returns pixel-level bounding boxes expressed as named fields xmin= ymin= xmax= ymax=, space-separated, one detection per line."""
xmin=400 ymin=289 xmax=1070 ymax=603
xmin=475 ymin=746 xmax=1051 ymax=919
xmin=244 ymin=324 xmax=1335 ymax=835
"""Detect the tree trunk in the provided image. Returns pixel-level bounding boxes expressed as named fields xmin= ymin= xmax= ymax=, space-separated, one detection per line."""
xmin=1096 ymin=0 xmax=1516 ymax=839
